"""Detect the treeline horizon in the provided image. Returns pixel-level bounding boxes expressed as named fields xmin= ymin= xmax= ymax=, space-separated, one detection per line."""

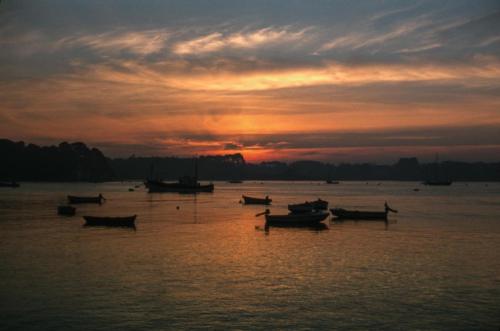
xmin=1 ymin=138 xmax=500 ymax=182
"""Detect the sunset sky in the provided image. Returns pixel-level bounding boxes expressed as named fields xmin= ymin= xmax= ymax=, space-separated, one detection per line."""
xmin=1 ymin=0 xmax=500 ymax=163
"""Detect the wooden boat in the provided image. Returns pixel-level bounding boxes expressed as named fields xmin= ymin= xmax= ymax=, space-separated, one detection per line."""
xmin=423 ymin=180 xmax=452 ymax=186
xmin=67 ymin=194 xmax=104 ymax=204
xmin=83 ymin=215 xmax=136 ymax=227
xmin=146 ymin=157 xmax=214 ymax=193
xmin=0 ymin=181 xmax=20 ymax=188
xmin=265 ymin=211 xmax=329 ymax=225
xmin=242 ymin=195 xmax=271 ymax=205
xmin=424 ymin=155 xmax=452 ymax=186
xmin=288 ymin=198 xmax=328 ymax=213
xmin=228 ymin=180 xmax=243 ymax=184
xmin=146 ymin=179 xmax=214 ymax=193
xmin=57 ymin=205 xmax=76 ymax=216
xmin=330 ymin=203 xmax=397 ymax=221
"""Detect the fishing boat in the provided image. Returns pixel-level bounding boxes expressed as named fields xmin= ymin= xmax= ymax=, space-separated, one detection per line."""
xmin=83 ymin=215 xmax=136 ymax=227
xmin=330 ymin=202 xmax=397 ymax=221
xmin=423 ymin=155 xmax=452 ymax=186
xmin=0 ymin=181 xmax=20 ymax=188
xmin=146 ymin=178 xmax=214 ymax=193
xmin=423 ymin=180 xmax=452 ymax=186
xmin=288 ymin=198 xmax=328 ymax=213
xmin=145 ymin=158 xmax=214 ymax=193
xmin=67 ymin=194 xmax=104 ymax=204
xmin=57 ymin=205 xmax=76 ymax=216
xmin=242 ymin=195 xmax=272 ymax=205
xmin=263 ymin=210 xmax=330 ymax=226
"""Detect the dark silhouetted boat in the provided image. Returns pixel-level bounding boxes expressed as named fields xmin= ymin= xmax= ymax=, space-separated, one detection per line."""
xmin=288 ymin=198 xmax=328 ymax=213
xmin=228 ymin=180 xmax=243 ymax=184
xmin=68 ymin=194 xmax=104 ymax=204
xmin=146 ymin=179 xmax=214 ymax=193
xmin=0 ymin=181 xmax=20 ymax=188
xmin=242 ymin=195 xmax=272 ymax=205
xmin=58 ymin=205 xmax=76 ymax=216
xmin=423 ymin=180 xmax=452 ymax=186
xmin=263 ymin=210 xmax=330 ymax=226
xmin=330 ymin=202 xmax=397 ymax=221
xmin=423 ymin=155 xmax=452 ymax=186
xmin=83 ymin=215 xmax=136 ymax=227
xmin=326 ymin=179 xmax=339 ymax=184
xmin=145 ymin=158 xmax=214 ymax=193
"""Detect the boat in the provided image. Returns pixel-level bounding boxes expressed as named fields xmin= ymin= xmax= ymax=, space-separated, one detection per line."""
xmin=242 ymin=195 xmax=272 ymax=205
xmin=423 ymin=180 xmax=452 ymax=186
xmin=326 ymin=179 xmax=339 ymax=184
xmin=0 ymin=181 xmax=20 ymax=188
xmin=288 ymin=198 xmax=329 ymax=213
xmin=146 ymin=179 xmax=214 ymax=193
xmin=145 ymin=158 xmax=214 ymax=193
xmin=228 ymin=180 xmax=243 ymax=184
xmin=67 ymin=194 xmax=104 ymax=204
xmin=330 ymin=202 xmax=397 ymax=221
xmin=423 ymin=155 xmax=452 ymax=186
xmin=264 ymin=211 xmax=330 ymax=226
xmin=83 ymin=215 xmax=136 ymax=227
xmin=57 ymin=205 xmax=76 ymax=216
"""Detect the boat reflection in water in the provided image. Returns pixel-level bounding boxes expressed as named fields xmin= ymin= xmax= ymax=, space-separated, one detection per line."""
xmin=83 ymin=215 xmax=137 ymax=228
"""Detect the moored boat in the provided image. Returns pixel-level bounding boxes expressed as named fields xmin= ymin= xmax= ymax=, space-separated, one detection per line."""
xmin=68 ymin=194 xmax=104 ymax=204
xmin=326 ymin=180 xmax=339 ymax=184
xmin=265 ymin=211 xmax=330 ymax=225
xmin=83 ymin=215 xmax=136 ymax=227
xmin=0 ymin=181 xmax=20 ymax=188
xmin=58 ymin=205 xmax=76 ymax=216
xmin=242 ymin=195 xmax=272 ymax=205
xmin=288 ymin=198 xmax=328 ymax=213
xmin=423 ymin=180 xmax=452 ymax=186
xmin=330 ymin=202 xmax=397 ymax=221
xmin=146 ymin=179 xmax=214 ymax=193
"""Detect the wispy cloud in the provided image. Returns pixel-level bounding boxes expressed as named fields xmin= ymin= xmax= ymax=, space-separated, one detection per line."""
xmin=173 ymin=26 xmax=310 ymax=55
xmin=56 ymin=29 xmax=171 ymax=56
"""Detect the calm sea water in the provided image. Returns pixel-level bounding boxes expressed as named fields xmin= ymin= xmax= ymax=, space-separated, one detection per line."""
xmin=1 ymin=181 xmax=499 ymax=330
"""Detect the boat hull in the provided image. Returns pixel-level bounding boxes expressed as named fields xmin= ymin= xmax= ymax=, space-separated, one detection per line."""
xmin=265 ymin=211 xmax=329 ymax=225
xmin=146 ymin=180 xmax=214 ymax=193
xmin=84 ymin=215 xmax=136 ymax=227
xmin=243 ymin=195 xmax=272 ymax=205
xmin=0 ymin=182 xmax=20 ymax=188
xmin=423 ymin=181 xmax=452 ymax=186
xmin=330 ymin=208 xmax=388 ymax=220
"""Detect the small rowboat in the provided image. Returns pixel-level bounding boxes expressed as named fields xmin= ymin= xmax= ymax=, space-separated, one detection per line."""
xmin=330 ymin=203 xmax=397 ymax=221
xmin=58 ymin=205 xmax=76 ymax=216
xmin=228 ymin=180 xmax=243 ymax=184
xmin=68 ymin=195 xmax=104 ymax=204
xmin=331 ymin=208 xmax=388 ymax=220
xmin=265 ymin=211 xmax=329 ymax=226
xmin=83 ymin=215 xmax=136 ymax=227
xmin=288 ymin=198 xmax=328 ymax=213
xmin=242 ymin=195 xmax=271 ymax=205
xmin=0 ymin=181 xmax=20 ymax=188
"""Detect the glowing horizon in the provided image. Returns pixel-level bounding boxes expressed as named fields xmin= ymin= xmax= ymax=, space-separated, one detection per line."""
xmin=1 ymin=1 xmax=500 ymax=163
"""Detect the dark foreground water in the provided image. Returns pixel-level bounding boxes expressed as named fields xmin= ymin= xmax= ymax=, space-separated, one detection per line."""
xmin=1 ymin=181 xmax=499 ymax=330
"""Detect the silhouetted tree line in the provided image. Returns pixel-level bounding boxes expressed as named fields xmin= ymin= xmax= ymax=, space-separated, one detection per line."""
xmin=0 ymin=139 xmax=113 ymax=181
xmin=112 ymin=156 xmax=500 ymax=182
xmin=1 ymin=139 xmax=499 ymax=181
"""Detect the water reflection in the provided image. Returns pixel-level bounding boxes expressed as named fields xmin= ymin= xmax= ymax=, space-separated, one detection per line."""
xmin=260 ymin=222 xmax=329 ymax=233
